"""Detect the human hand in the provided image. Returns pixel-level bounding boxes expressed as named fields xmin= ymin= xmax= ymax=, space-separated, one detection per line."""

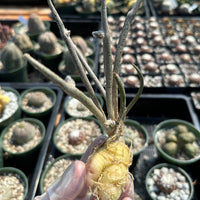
xmin=34 ymin=136 xmax=134 ymax=200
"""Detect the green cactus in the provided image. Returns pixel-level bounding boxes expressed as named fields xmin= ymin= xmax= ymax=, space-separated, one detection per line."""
xmin=12 ymin=121 xmax=36 ymax=145
xmin=13 ymin=34 xmax=33 ymax=52
xmin=162 ymin=142 xmax=178 ymax=157
xmin=38 ymin=31 xmax=61 ymax=54
xmin=71 ymin=36 xmax=89 ymax=56
xmin=166 ymin=132 xmax=177 ymax=143
xmin=28 ymin=13 xmax=46 ymax=35
xmin=178 ymin=132 xmax=196 ymax=145
xmin=176 ymin=124 xmax=188 ymax=133
xmin=184 ymin=143 xmax=198 ymax=158
xmin=27 ymin=91 xmax=48 ymax=108
xmin=1 ymin=42 xmax=25 ymax=71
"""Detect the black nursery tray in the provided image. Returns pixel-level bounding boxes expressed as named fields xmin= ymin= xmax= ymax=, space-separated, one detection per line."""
xmin=0 ymin=82 xmax=63 ymax=200
xmin=98 ymin=16 xmax=200 ymax=94
xmin=148 ymin=0 xmax=200 ymax=17
xmin=126 ymin=94 xmax=200 ymax=200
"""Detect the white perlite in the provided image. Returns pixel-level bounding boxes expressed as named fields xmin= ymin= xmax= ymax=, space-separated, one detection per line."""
xmin=146 ymin=167 xmax=191 ymax=200
xmin=0 ymin=91 xmax=19 ymax=123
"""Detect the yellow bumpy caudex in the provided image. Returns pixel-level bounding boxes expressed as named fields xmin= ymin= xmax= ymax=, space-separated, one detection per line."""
xmin=86 ymin=140 xmax=132 ymax=200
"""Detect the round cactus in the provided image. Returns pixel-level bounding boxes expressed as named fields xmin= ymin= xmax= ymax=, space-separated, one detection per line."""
xmin=38 ymin=31 xmax=61 ymax=54
xmin=27 ymin=91 xmax=48 ymax=108
xmin=71 ymin=36 xmax=89 ymax=56
xmin=13 ymin=34 xmax=33 ymax=52
xmin=184 ymin=143 xmax=198 ymax=158
xmin=178 ymin=132 xmax=196 ymax=145
xmin=28 ymin=13 xmax=46 ymax=35
xmin=162 ymin=142 xmax=178 ymax=157
xmin=12 ymin=121 xmax=36 ymax=145
xmin=166 ymin=133 xmax=177 ymax=143
xmin=1 ymin=42 xmax=25 ymax=71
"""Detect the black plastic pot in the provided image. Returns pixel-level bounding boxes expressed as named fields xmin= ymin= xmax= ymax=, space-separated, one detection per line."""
xmin=0 ymin=167 xmax=29 ymax=200
xmin=0 ymin=60 xmax=28 ymax=82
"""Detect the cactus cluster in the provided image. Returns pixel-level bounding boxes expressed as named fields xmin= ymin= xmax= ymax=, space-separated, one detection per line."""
xmin=13 ymin=34 xmax=33 ymax=52
xmin=0 ymin=89 xmax=10 ymax=118
xmin=11 ymin=121 xmax=36 ymax=145
xmin=162 ymin=125 xmax=199 ymax=159
xmin=38 ymin=31 xmax=62 ymax=55
xmin=0 ymin=42 xmax=25 ymax=71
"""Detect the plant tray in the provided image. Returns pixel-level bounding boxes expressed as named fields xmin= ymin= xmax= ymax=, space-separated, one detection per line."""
xmin=0 ymin=82 xmax=63 ymax=200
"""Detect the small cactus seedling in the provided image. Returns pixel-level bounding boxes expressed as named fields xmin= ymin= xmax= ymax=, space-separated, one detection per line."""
xmin=1 ymin=42 xmax=25 ymax=71
xmin=38 ymin=31 xmax=62 ymax=55
xmin=28 ymin=13 xmax=46 ymax=35
xmin=27 ymin=91 xmax=49 ymax=108
xmin=11 ymin=121 xmax=36 ymax=145
xmin=13 ymin=34 xmax=33 ymax=52
xmin=0 ymin=89 xmax=10 ymax=117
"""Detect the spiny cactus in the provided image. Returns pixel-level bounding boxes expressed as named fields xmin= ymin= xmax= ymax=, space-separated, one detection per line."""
xmin=11 ymin=121 xmax=36 ymax=145
xmin=13 ymin=34 xmax=33 ymax=52
xmin=0 ymin=89 xmax=10 ymax=117
xmin=28 ymin=13 xmax=46 ymax=35
xmin=38 ymin=31 xmax=61 ymax=54
xmin=1 ymin=42 xmax=25 ymax=71
xmin=27 ymin=91 xmax=49 ymax=108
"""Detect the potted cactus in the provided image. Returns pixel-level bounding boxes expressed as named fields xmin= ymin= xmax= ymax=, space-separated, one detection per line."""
xmin=53 ymin=117 xmax=105 ymax=155
xmin=154 ymin=119 xmax=200 ymax=165
xmin=24 ymin=0 xmax=144 ymax=199
xmin=58 ymin=49 xmax=94 ymax=81
xmin=19 ymin=87 xmax=56 ymax=118
xmin=34 ymin=31 xmax=65 ymax=73
xmin=0 ymin=167 xmax=28 ymax=200
xmin=0 ymin=42 xmax=28 ymax=82
xmin=0 ymin=118 xmax=45 ymax=163
xmin=0 ymin=87 xmax=21 ymax=131
xmin=15 ymin=13 xmax=50 ymax=41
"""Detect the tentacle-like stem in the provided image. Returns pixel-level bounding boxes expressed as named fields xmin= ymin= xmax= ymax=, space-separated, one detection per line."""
xmin=112 ymin=0 xmax=143 ymax=119
xmin=126 ymin=63 xmax=144 ymax=115
xmin=47 ymin=0 xmax=100 ymax=112
xmin=101 ymin=0 xmax=114 ymax=120
xmin=24 ymin=53 xmax=107 ymax=126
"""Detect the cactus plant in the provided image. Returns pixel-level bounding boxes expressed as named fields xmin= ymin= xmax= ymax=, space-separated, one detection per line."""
xmin=71 ymin=36 xmax=90 ymax=56
xmin=27 ymin=91 xmax=49 ymax=108
xmin=11 ymin=121 xmax=36 ymax=145
xmin=163 ymin=142 xmax=178 ymax=156
xmin=38 ymin=31 xmax=62 ymax=55
xmin=0 ymin=42 xmax=25 ymax=71
xmin=28 ymin=13 xmax=46 ymax=35
xmin=13 ymin=34 xmax=33 ymax=52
